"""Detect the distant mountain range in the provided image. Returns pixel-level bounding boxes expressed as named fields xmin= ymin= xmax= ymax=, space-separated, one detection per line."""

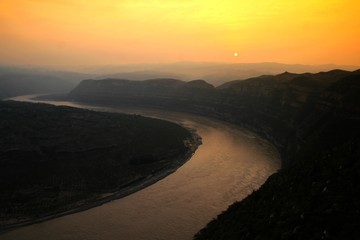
xmin=2 ymin=62 xmax=357 ymax=96
xmin=79 ymin=62 xmax=360 ymax=86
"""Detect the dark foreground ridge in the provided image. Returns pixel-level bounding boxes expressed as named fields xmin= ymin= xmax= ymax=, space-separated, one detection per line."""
xmin=0 ymin=101 xmax=200 ymax=232
xmin=67 ymin=69 xmax=360 ymax=239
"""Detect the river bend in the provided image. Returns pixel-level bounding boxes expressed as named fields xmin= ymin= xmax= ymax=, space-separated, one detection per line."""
xmin=0 ymin=95 xmax=280 ymax=240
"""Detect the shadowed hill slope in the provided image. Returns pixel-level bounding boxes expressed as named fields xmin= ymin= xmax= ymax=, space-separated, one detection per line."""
xmin=0 ymin=100 xmax=197 ymax=230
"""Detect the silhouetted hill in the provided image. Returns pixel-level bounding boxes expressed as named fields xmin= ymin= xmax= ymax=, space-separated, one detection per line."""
xmin=185 ymin=80 xmax=215 ymax=89
xmin=217 ymin=72 xmax=300 ymax=89
xmin=69 ymin=77 xmax=217 ymax=111
xmin=67 ymin=69 xmax=360 ymax=239
xmin=218 ymin=69 xmax=353 ymax=90
xmin=0 ymin=100 xmax=198 ymax=230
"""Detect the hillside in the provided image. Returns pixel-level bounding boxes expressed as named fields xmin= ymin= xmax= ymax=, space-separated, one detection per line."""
xmin=67 ymin=69 xmax=360 ymax=239
xmin=0 ymin=101 xmax=198 ymax=230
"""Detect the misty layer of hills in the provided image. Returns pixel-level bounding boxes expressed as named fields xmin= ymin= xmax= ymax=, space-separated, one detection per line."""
xmin=66 ymin=69 xmax=360 ymax=239
xmin=76 ymin=62 xmax=359 ymax=86
xmin=0 ymin=66 xmax=96 ymax=99
xmin=1 ymin=62 xmax=358 ymax=100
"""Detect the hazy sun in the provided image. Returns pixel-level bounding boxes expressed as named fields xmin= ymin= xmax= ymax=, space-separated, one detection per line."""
xmin=233 ymin=52 xmax=239 ymax=57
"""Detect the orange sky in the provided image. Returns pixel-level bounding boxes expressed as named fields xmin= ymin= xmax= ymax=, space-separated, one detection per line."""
xmin=1 ymin=0 xmax=360 ymax=66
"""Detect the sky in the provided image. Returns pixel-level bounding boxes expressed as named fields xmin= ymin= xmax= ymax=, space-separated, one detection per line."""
xmin=1 ymin=0 xmax=360 ymax=67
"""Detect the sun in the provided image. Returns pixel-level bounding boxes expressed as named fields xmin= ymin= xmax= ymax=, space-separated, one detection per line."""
xmin=233 ymin=52 xmax=239 ymax=57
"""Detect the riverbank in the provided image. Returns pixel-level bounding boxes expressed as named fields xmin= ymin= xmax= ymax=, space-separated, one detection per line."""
xmin=0 ymin=100 xmax=202 ymax=234
xmin=1 ymin=131 xmax=201 ymax=234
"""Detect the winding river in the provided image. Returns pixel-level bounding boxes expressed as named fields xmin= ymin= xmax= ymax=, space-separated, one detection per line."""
xmin=1 ymin=95 xmax=280 ymax=240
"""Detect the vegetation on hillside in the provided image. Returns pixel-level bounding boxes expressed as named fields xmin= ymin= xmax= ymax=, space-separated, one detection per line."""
xmin=0 ymin=101 xmax=194 ymax=228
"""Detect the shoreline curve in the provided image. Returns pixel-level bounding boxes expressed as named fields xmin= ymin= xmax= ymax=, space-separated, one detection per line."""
xmin=0 ymin=97 xmax=202 ymax=234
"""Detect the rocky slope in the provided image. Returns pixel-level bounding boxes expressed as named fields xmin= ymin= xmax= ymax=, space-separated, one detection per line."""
xmin=67 ymin=69 xmax=360 ymax=239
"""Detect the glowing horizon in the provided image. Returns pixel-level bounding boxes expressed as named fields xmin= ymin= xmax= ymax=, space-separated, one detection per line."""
xmin=1 ymin=0 xmax=360 ymax=67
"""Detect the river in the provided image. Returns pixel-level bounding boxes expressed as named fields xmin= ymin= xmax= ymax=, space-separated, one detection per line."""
xmin=0 ymin=95 xmax=280 ymax=240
